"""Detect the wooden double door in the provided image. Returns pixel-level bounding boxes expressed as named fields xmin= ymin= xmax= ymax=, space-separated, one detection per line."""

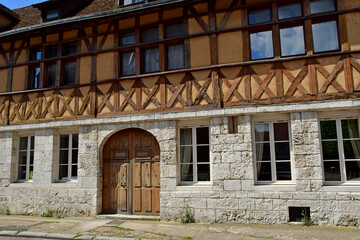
xmin=102 ymin=128 xmax=160 ymax=216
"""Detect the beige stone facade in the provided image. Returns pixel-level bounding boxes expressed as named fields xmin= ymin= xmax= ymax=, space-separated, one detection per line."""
xmin=0 ymin=99 xmax=359 ymax=226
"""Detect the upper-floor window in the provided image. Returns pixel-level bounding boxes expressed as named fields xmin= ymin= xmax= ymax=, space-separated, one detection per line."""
xmin=254 ymin=121 xmax=292 ymax=183
xmin=45 ymin=9 xmax=59 ymax=20
xmin=18 ymin=136 xmax=34 ymax=181
xmin=166 ymin=23 xmax=185 ymax=70
xmin=29 ymin=48 xmax=42 ymax=89
xmin=248 ymin=0 xmax=338 ymax=60
xmin=320 ymin=118 xmax=360 ymax=183
xmin=63 ymin=43 xmax=77 ymax=85
xmin=121 ymin=0 xmax=144 ymax=6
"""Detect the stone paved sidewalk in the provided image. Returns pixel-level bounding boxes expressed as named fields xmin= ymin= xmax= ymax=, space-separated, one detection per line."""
xmin=0 ymin=215 xmax=359 ymax=240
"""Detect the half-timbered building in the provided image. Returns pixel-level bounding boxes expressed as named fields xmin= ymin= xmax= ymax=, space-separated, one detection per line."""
xmin=0 ymin=0 xmax=360 ymax=226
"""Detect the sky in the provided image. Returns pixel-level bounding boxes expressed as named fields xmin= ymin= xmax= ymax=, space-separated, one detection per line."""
xmin=0 ymin=0 xmax=47 ymax=10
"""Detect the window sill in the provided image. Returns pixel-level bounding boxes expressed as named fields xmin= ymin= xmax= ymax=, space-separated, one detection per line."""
xmin=51 ymin=181 xmax=78 ymax=188
xmin=176 ymin=185 xmax=213 ymax=191
xmin=254 ymin=184 xmax=296 ymax=191
xmin=322 ymin=185 xmax=360 ymax=192
xmin=9 ymin=182 xmax=33 ymax=187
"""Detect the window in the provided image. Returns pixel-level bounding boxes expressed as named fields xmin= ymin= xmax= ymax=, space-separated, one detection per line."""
xmin=45 ymin=9 xmax=59 ymax=20
xmin=45 ymin=45 xmax=59 ymax=87
xmin=121 ymin=0 xmax=143 ymax=6
xmin=179 ymin=127 xmax=210 ymax=183
xmin=312 ymin=21 xmax=339 ymax=53
xmin=142 ymin=28 xmax=159 ymax=43
xmin=29 ymin=48 xmax=42 ymax=89
xmin=59 ymin=134 xmax=78 ymax=181
xmin=63 ymin=43 xmax=77 ymax=85
xmin=254 ymin=122 xmax=292 ymax=183
xmin=320 ymin=119 xmax=360 ymax=183
xmin=120 ymin=33 xmax=136 ymax=76
xmin=166 ymin=24 xmax=185 ymax=70
xmin=278 ymin=3 xmax=302 ymax=20
xmin=310 ymin=0 xmax=335 ymax=14
xmin=144 ymin=48 xmax=160 ymax=73
xmin=250 ymin=30 xmax=274 ymax=60
xmin=280 ymin=26 xmax=305 ymax=57
xmin=248 ymin=8 xmax=271 ymax=25
xmin=18 ymin=136 xmax=34 ymax=181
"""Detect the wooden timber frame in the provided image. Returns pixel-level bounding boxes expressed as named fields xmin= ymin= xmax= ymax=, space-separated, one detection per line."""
xmin=0 ymin=0 xmax=360 ymax=125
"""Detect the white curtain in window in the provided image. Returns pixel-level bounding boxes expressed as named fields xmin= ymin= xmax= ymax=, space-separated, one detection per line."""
xmin=168 ymin=45 xmax=184 ymax=70
xmin=255 ymin=125 xmax=265 ymax=177
xmin=347 ymin=120 xmax=360 ymax=169
xmin=180 ymin=130 xmax=192 ymax=180
xmin=144 ymin=48 xmax=159 ymax=73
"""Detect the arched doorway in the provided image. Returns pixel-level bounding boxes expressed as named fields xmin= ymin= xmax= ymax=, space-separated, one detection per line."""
xmin=102 ymin=128 xmax=160 ymax=216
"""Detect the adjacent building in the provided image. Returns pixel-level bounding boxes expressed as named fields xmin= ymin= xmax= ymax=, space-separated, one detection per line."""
xmin=0 ymin=0 xmax=359 ymax=226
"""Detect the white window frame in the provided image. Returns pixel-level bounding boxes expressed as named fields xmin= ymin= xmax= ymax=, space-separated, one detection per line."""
xmin=319 ymin=115 xmax=360 ymax=185
xmin=178 ymin=120 xmax=211 ymax=186
xmin=17 ymin=135 xmax=35 ymax=182
xmin=57 ymin=133 xmax=78 ymax=182
xmin=252 ymin=119 xmax=294 ymax=185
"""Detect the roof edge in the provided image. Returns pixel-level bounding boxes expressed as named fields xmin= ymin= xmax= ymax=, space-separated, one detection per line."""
xmin=0 ymin=0 xmax=194 ymax=39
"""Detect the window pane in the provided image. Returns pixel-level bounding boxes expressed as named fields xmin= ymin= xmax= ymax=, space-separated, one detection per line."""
xmin=324 ymin=160 xmax=341 ymax=181
xmin=275 ymin=142 xmax=290 ymax=160
xmin=248 ymin=8 xmax=271 ymax=25
xmin=59 ymin=165 xmax=68 ymax=181
xmin=29 ymin=167 xmax=34 ymax=180
xmin=30 ymin=151 xmax=34 ymax=165
xmin=250 ymin=31 xmax=274 ymax=60
xmin=197 ymin=146 xmax=209 ymax=163
xmin=30 ymin=49 xmax=42 ymax=61
xmin=345 ymin=161 xmax=360 ymax=181
xmin=30 ymin=136 xmax=35 ymax=150
xmin=312 ymin=21 xmax=339 ymax=53
xmin=257 ymin=162 xmax=272 ymax=181
xmin=20 ymin=137 xmax=28 ymax=150
xmin=19 ymin=151 xmax=27 ymax=165
xmin=71 ymin=165 xmax=78 ymax=180
xmin=18 ymin=166 xmax=27 ymax=180
xmin=60 ymin=150 xmax=69 ymax=164
xmin=180 ymin=128 xmax=192 ymax=145
xmin=198 ymin=164 xmax=210 ymax=181
xmin=343 ymin=140 xmax=360 ymax=159
xmin=72 ymin=150 xmax=78 ymax=164
xmin=60 ymin=134 xmax=69 ymax=148
xmin=123 ymin=0 xmax=132 ymax=5
xmin=47 ymin=64 xmax=57 ymax=86
xmin=46 ymin=9 xmax=59 ymax=19
xmin=122 ymin=52 xmax=136 ymax=76
xmin=180 ymin=146 xmax=193 ymax=163
xmin=278 ymin=3 xmax=302 ymax=19
xmin=196 ymin=127 xmax=209 ymax=145
xmin=255 ymin=143 xmax=271 ymax=161
xmin=322 ymin=141 xmax=339 ymax=160
xmin=64 ymin=61 xmax=76 ymax=84
xmin=121 ymin=33 xmax=135 ymax=46
xmin=65 ymin=44 xmax=77 ymax=56
xmin=255 ymin=123 xmax=269 ymax=142
xmin=72 ymin=134 xmax=78 ymax=148
xmin=181 ymin=164 xmax=193 ymax=181
xmin=165 ymin=24 xmax=184 ymax=38
xmin=168 ymin=45 xmax=185 ymax=70
xmin=142 ymin=28 xmax=159 ymax=42
xmin=310 ymin=0 xmax=335 ymax=14
xmin=31 ymin=67 xmax=40 ymax=89
xmin=320 ymin=120 xmax=337 ymax=140
xmin=274 ymin=122 xmax=289 ymax=141
xmin=276 ymin=162 xmax=292 ymax=180
xmin=47 ymin=47 xmax=58 ymax=58
xmin=280 ymin=26 xmax=305 ymax=56
xmin=342 ymin=119 xmax=359 ymax=139
xmin=144 ymin=48 xmax=159 ymax=73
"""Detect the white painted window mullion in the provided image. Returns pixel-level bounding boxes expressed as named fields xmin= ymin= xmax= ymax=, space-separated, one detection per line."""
xmin=269 ymin=122 xmax=276 ymax=182
xmin=336 ymin=119 xmax=346 ymax=183
xmin=193 ymin=127 xmax=198 ymax=183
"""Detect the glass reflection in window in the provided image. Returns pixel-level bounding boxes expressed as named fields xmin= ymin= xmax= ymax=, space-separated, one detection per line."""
xmin=312 ymin=21 xmax=339 ymax=53
xmin=280 ymin=26 xmax=305 ymax=57
xmin=278 ymin=3 xmax=302 ymax=20
xmin=310 ymin=0 xmax=335 ymax=14
xmin=250 ymin=30 xmax=274 ymax=60
xmin=248 ymin=8 xmax=271 ymax=25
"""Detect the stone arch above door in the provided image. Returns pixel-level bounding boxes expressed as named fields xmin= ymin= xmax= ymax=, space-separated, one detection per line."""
xmin=102 ymin=128 xmax=160 ymax=216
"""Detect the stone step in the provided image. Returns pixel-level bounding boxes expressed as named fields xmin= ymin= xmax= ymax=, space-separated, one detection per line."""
xmin=96 ymin=214 xmax=160 ymax=221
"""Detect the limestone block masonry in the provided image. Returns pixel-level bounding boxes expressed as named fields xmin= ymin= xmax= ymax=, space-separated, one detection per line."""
xmin=0 ymin=100 xmax=359 ymax=227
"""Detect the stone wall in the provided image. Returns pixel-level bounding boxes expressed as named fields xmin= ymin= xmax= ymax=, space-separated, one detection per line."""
xmin=0 ymin=102 xmax=359 ymax=227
